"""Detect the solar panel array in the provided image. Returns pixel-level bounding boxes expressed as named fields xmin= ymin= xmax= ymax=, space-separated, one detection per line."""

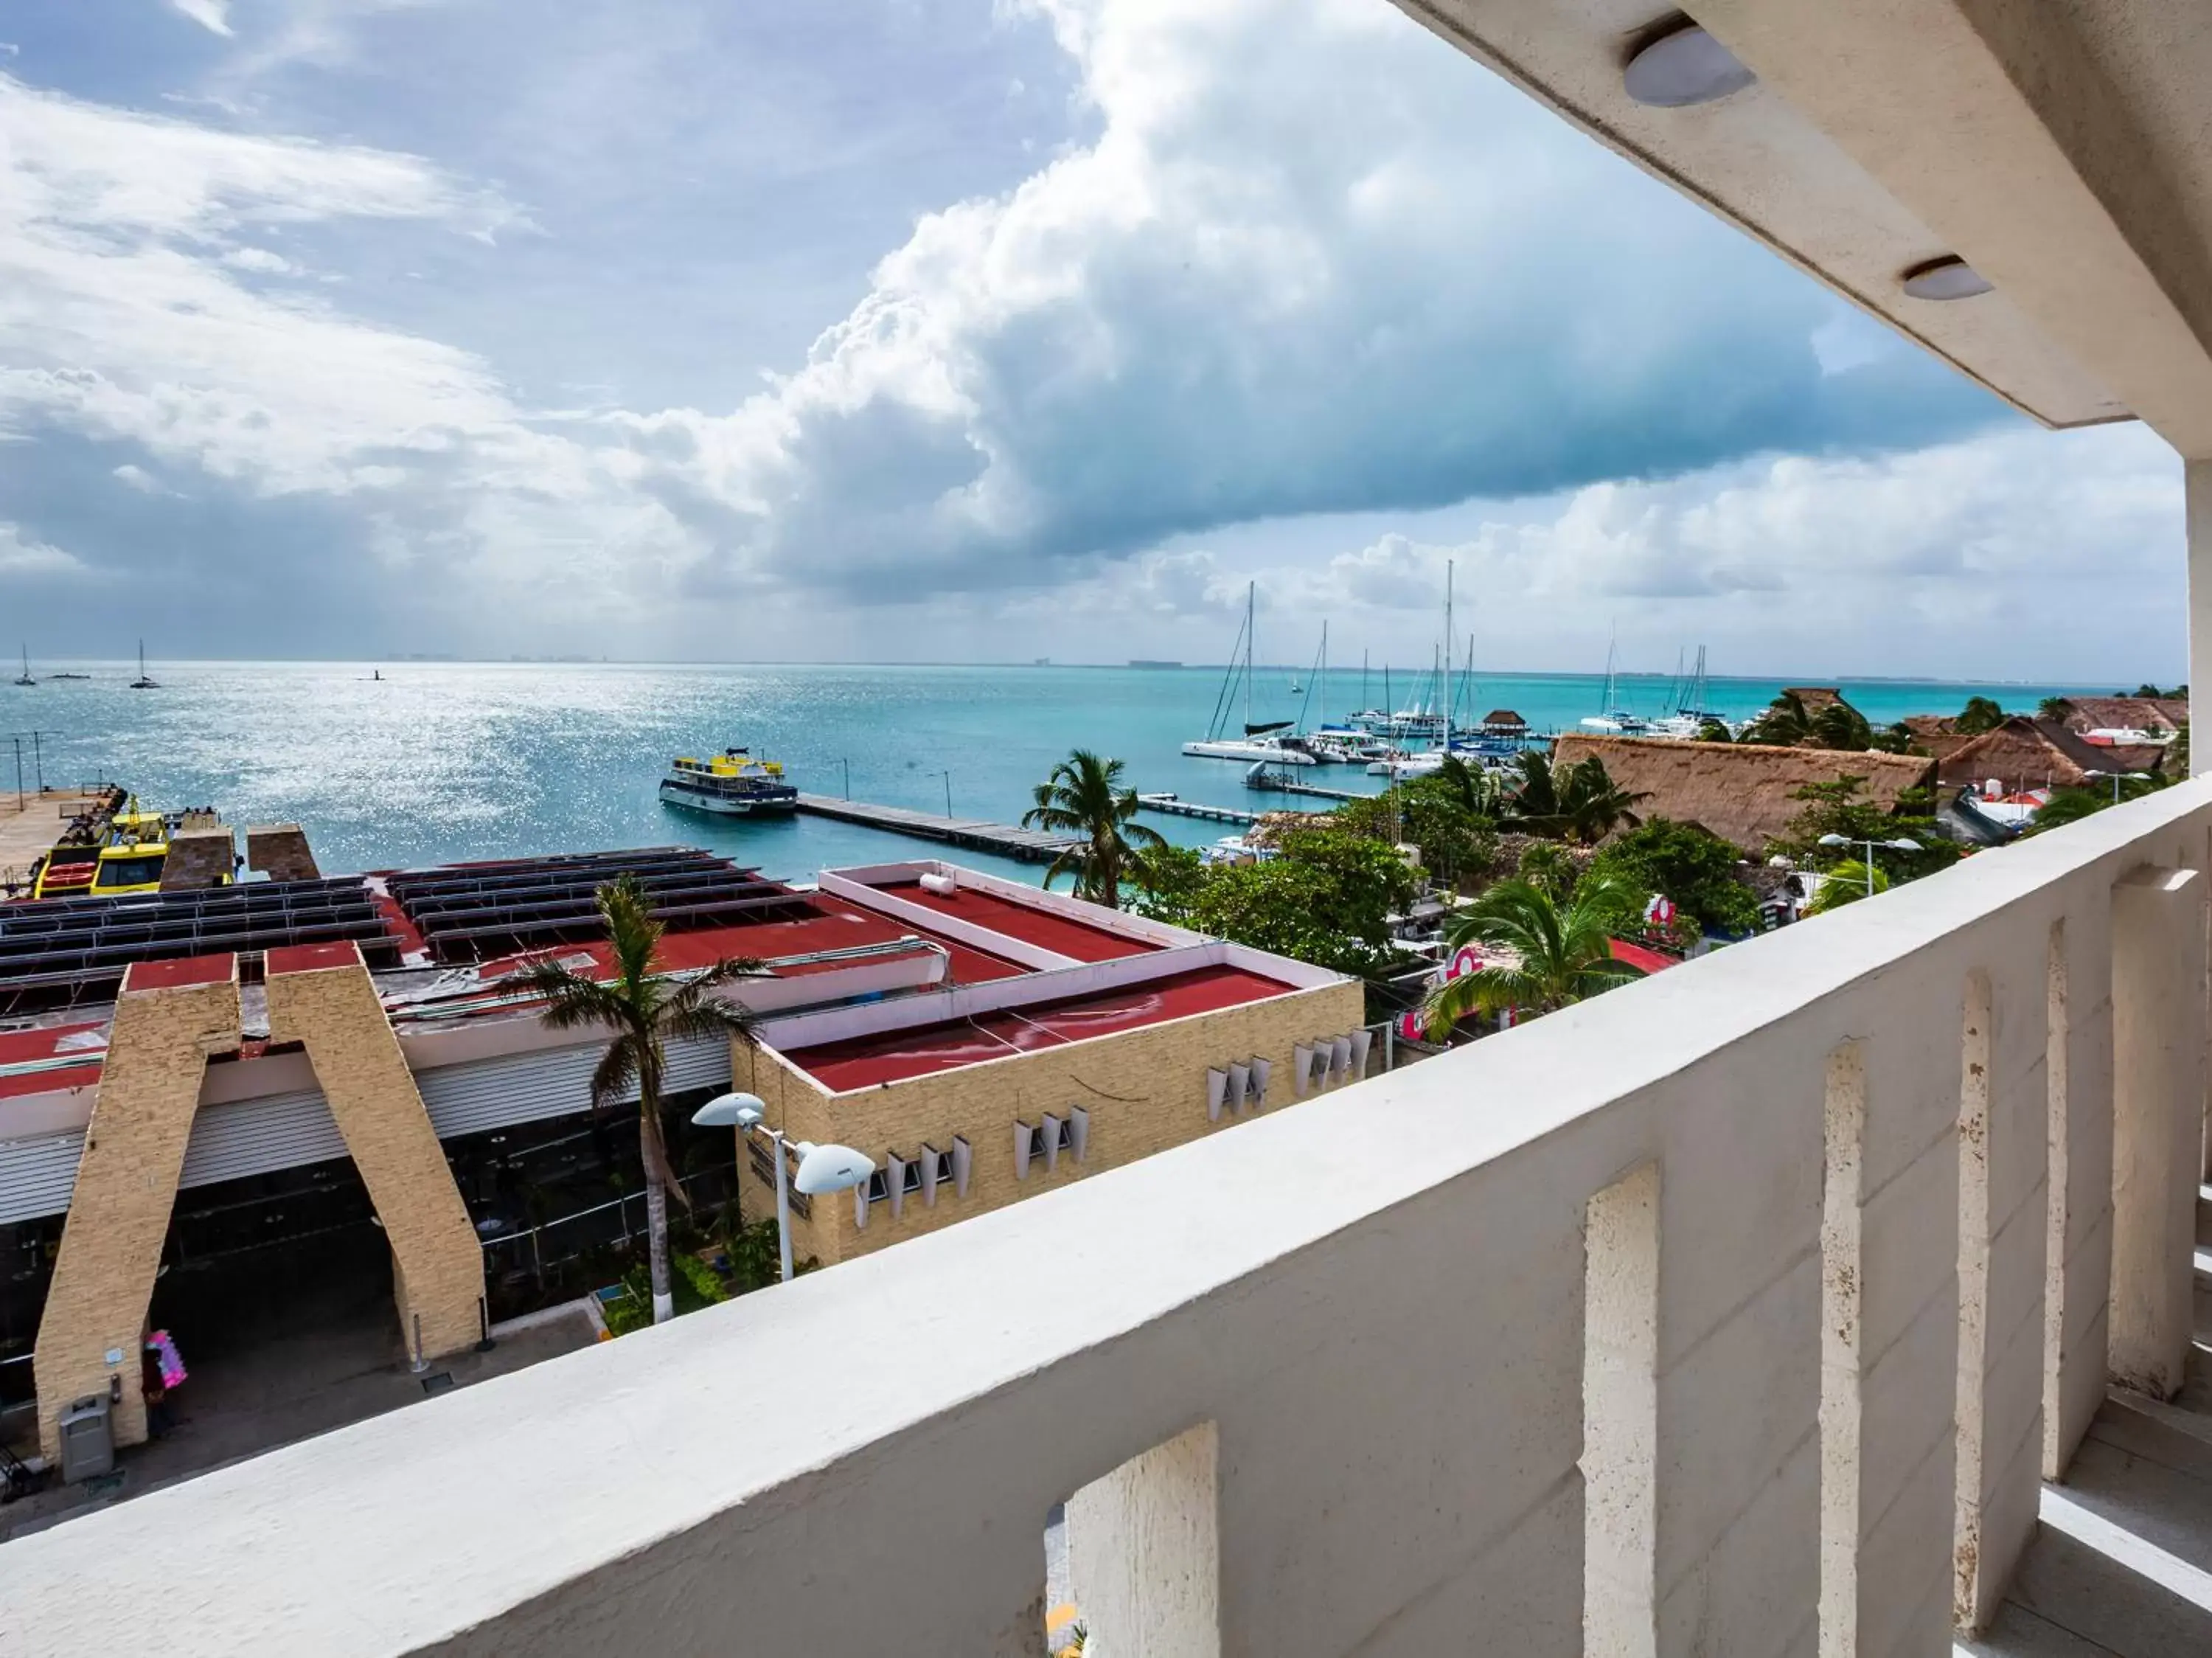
xmin=384 ymin=847 xmax=814 ymax=962
xmin=0 ymin=876 xmax=398 ymax=1011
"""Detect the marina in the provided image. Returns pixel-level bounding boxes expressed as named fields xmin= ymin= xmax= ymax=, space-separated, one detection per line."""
xmin=790 ymin=794 xmax=1083 ymax=864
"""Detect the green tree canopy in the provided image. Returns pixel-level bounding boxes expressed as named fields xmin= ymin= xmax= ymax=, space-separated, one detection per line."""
xmin=1955 ymin=695 xmax=2006 ymax=735
xmin=1768 ymin=777 xmax=1962 ymax=883
xmin=1131 ymin=828 xmax=1416 ymax=978
xmin=1586 ymin=818 xmax=1761 ymax=935
xmin=1335 ymin=771 xmax=1499 ymax=887
xmin=2037 ymin=696 xmax=2076 ymax=722
xmin=2022 ymin=772 xmax=2163 ymax=836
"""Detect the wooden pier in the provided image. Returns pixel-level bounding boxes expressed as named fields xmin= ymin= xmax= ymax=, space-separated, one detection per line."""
xmin=1135 ymin=794 xmax=1259 ymax=826
xmin=792 ymin=795 xmax=1082 ymax=864
xmin=1246 ymin=777 xmax=1371 ymax=804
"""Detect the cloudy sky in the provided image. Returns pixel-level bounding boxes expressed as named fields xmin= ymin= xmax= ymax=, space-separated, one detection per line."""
xmin=0 ymin=0 xmax=2186 ymax=679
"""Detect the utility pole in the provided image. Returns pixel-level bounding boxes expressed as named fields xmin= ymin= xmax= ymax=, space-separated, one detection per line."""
xmin=4 ymin=730 xmax=60 ymax=810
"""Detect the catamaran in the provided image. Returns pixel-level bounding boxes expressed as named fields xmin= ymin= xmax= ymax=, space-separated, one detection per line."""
xmin=11 ymin=646 xmax=32 ymax=688
xmin=130 ymin=641 xmax=160 ymax=690
xmin=1182 ymin=583 xmax=1318 ymax=765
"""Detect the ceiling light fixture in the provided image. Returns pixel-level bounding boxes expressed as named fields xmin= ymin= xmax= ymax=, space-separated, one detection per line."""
xmin=1624 ymin=21 xmax=1756 ymax=108
xmin=1901 ymin=256 xmax=1994 ymax=300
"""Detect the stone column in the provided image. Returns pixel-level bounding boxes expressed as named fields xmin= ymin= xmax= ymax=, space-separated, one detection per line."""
xmin=32 ymin=957 xmax=240 ymax=1459
xmin=265 ymin=943 xmax=484 ymax=1359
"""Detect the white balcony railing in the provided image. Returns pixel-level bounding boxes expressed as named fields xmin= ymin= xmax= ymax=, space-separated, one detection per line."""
xmin=3 ymin=780 xmax=2208 ymax=1656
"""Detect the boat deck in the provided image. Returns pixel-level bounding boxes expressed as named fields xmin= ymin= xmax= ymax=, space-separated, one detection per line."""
xmin=0 ymin=791 xmax=106 ymax=892
xmin=791 ymin=795 xmax=1082 ymax=864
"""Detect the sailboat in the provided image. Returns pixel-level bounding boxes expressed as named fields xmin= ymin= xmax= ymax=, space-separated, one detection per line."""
xmin=1182 ymin=584 xmax=1317 ymax=765
xmin=1579 ymin=631 xmax=1646 ymax=735
xmin=1647 ymin=646 xmax=1729 ymax=738
xmin=130 ymin=641 xmax=160 ymax=690
xmin=12 ymin=645 xmax=33 ymax=687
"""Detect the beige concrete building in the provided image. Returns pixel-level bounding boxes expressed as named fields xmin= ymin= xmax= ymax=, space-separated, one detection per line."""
xmin=7 ymin=5 xmax=2212 ymax=1656
xmin=731 ymin=867 xmax=1363 ymax=1267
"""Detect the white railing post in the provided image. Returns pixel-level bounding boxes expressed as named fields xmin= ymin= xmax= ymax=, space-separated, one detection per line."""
xmin=2108 ymin=864 xmax=2208 ymax=1398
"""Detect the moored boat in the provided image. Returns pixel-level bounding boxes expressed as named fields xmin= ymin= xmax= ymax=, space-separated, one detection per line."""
xmin=658 ymin=748 xmax=800 ymax=817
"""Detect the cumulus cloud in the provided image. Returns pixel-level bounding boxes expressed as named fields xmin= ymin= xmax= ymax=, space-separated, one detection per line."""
xmin=0 ymin=522 xmax=86 ymax=576
xmin=613 ymin=0 xmax=1998 ymax=600
xmin=1270 ymin=423 xmax=2183 ymax=679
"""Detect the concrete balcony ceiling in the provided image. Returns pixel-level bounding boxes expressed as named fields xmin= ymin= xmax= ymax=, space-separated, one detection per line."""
xmin=1393 ymin=0 xmax=2212 ymax=455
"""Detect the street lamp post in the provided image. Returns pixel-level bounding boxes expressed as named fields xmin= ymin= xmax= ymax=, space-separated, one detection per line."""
xmin=929 ymin=769 xmax=953 ymax=818
xmin=692 ymin=1092 xmax=874 ymax=1283
xmin=2084 ymin=768 xmax=2151 ymax=805
xmin=1818 ymin=833 xmax=1923 ymax=900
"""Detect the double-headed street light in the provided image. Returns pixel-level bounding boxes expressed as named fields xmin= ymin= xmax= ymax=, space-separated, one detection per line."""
xmin=1818 ymin=833 xmax=1923 ymax=900
xmin=693 ymin=1092 xmax=874 ymax=1284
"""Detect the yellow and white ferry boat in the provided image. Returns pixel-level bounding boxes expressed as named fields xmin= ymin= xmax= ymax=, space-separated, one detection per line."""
xmin=658 ymin=749 xmax=800 ymax=819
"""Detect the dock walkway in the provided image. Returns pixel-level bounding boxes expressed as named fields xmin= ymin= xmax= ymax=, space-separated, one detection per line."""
xmin=792 ymin=795 xmax=1082 ymax=865
xmin=1135 ymin=794 xmax=1259 ymax=826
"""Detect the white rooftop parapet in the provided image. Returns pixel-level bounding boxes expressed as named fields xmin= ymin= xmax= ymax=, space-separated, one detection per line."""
xmin=1 ymin=780 xmax=2208 ymax=1654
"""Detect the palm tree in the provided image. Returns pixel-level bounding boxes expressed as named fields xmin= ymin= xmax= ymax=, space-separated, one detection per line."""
xmin=2037 ymin=696 xmax=2076 ymax=724
xmin=1556 ymin=757 xmax=1649 ymax=843
xmin=1430 ymin=754 xmax=1505 ymax=818
xmin=1500 ymin=751 xmax=1562 ymax=832
xmin=515 ymin=875 xmax=762 ymax=1325
xmin=1808 ymin=701 xmax=1873 ymax=752
xmin=1502 ymin=753 xmax=1645 ymax=842
xmin=1419 ymin=875 xmax=1646 ymax=1037
xmin=1023 ymin=749 xmax=1168 ymax=909
xmin=1740 ymin=690 xmax=1811 ymax=747
xmin=1805 ymin=858 xmax=1889 ymax=913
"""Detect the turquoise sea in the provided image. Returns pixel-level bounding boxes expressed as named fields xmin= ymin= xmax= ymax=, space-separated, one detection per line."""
xmin=0 ymin=661 xmax=2115 ymax=885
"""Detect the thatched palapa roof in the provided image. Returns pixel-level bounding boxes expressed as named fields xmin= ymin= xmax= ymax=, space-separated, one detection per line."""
xmin=1934 ymin=716 xmax=2163 ymax=791
xmin=1481 ymin=709 xmax=1528 ymax=731
xmin=1551 ymin=734 xmax=1935 ymax=853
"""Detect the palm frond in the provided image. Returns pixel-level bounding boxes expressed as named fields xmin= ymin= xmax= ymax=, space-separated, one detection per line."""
xmin=509 ymin=960 xmax=630 ymax=1031
xmin=588 ymin=1037 xmax=642 ymax=1114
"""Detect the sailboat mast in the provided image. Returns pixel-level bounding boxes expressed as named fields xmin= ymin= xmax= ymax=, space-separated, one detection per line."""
xmin=1319 ymin=621 xmax=1327 ymax=730
xmin=1443 ymin=560 xmax=1454 ymax=739
xmin=1245 ymin=582 xmax=1255 ymax=732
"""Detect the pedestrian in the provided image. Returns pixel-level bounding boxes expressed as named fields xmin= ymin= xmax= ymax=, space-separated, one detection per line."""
xmin=140 ymin=1339 xmax=170 ymax=1440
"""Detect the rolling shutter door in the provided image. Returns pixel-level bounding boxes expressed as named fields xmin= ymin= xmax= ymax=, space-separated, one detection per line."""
xmin=0 ymin=1134 xmax=88 ymax=1225
xmin=180 ymin=1089 xmax=346 ymax=1190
